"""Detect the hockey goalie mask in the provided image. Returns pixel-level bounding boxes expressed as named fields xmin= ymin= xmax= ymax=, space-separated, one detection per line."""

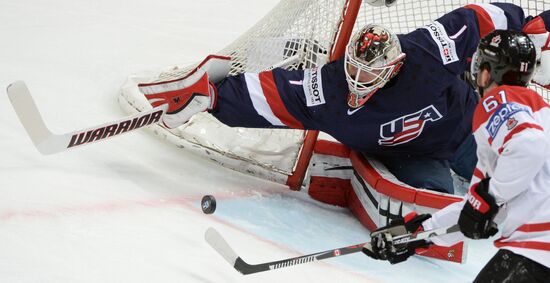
xmin=345 ymin=24 xmax=405 ymax=108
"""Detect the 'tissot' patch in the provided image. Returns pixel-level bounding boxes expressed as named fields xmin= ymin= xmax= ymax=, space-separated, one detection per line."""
xmin=423 ymin=21 xmax=459 ymax=65
xmin=303 ymin=66 xmax=326 ymax=107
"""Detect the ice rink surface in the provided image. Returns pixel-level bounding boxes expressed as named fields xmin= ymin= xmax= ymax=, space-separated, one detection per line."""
xmin=0 ymin=1 xmax=499 ymax=282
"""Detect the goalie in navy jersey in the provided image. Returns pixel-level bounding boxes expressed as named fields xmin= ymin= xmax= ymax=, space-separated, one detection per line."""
xmin=138 ymin=3 xmax=550 ymax=194
xmin=363 ymin=29 xmax=550 ymax=283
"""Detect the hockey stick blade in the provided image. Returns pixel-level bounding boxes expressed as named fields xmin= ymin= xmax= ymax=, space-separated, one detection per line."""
xmin=205 ymin=225 xmax=459 ymax=275
xmin=205 ymin=227 xmax=364 ymax=275
xmin=6 ymin=81 xmax=167 ymax=155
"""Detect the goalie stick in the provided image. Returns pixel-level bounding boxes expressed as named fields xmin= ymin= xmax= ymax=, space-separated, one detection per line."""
xmin=5 ymin=54 xmax=299 ymax=155
xmin=205 ymin=224 xmax=460 ymax=275
xmin=6 ymin=81 xmax=168 ymax=155
xmin=6 ymin=56 xmax=232 ymax=155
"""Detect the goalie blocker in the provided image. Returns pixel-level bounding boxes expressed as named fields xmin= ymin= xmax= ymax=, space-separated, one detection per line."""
xmin=305 ymin=140 xmax=466 ymax=263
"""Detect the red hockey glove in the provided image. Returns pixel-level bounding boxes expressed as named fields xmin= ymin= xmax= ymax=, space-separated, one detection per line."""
xmin=523 ymin=14 xmax=550 ymax=89
xmin=458 ymin=178 xmax=499 ymax=239
xmin=139 ymin=71 xmax=217 ymax=129
xmin=362 ymin=212 xmax=432 ymax=264
xmin=138 ymin=55 xmax=230 ymax=129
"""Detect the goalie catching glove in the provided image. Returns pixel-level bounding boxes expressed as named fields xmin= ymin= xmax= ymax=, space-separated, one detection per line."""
xmin=138 ymin=55 xmax=231 ymax=129
xmin=362 ymin=212 xmax=431 ymax=264
xmin=458 ymin=178 xmax=499 ymax=239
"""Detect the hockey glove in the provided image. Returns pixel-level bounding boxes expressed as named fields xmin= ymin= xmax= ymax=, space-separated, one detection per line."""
xmin=139 ymin=71 xmax=217 ymax=129
xmin=138 ymin=56 xmax=230 ymax=129
xmin=458 ymin=178 xmax=499 ymax=239
xmin=523 ymin=13 xmax=550 ymax=89
xmin=362 ymin=212 xmax=432 ymax=264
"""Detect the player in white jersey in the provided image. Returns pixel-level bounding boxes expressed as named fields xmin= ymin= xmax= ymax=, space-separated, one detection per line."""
xmin=362 ymin=30 xmax=550 ymax=282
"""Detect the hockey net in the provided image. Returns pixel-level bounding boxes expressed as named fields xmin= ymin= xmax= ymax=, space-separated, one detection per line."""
xmin=119 ymin=0 xmax=550 ymax=188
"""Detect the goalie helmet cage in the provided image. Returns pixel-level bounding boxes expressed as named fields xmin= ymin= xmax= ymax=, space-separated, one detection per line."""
xmin=119 ymin=0 xmax=550 ymax=190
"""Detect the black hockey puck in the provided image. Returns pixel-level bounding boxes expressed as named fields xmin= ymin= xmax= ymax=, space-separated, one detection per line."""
xmin=201 ymin=195 xmax=217 ymax=214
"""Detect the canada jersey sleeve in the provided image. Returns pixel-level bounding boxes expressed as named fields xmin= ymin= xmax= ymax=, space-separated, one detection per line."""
xmin=409 ymin=3 xmax=526 ymax=76
xmin=211 ymin=58 xmax=348 ymax=130
xmin=472 ymin=86 xmax=550 ymax=204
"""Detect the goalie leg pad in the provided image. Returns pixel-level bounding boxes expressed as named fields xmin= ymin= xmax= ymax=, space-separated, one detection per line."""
xmin=308 ymin=176 xmax=351 ymax=207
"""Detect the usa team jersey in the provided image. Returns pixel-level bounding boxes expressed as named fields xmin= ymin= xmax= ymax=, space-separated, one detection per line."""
xmin=211 ymin=3 xmax=527 ymax=159
xmin=424 ymin=85 xmax=550 ymax=268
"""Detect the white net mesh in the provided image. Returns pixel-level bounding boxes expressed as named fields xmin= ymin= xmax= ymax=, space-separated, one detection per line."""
xmin=119 ymin=0 xmax=352 ymax=180
xmin=358 ymin=0 xmax=550 ymax=101
xmin=119 ymin=0 xmax=550 ymax=181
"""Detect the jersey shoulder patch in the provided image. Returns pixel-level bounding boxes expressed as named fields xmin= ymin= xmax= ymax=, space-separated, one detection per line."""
xmin=485 ymin=102 xmax=530 ymax=139
xmin=422 ymin=21 xmax=459 ymax=65
xmin=302 ymin=66 xmax=326 ymax=107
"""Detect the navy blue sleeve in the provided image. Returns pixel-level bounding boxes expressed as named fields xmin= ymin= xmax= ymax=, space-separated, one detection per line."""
xmin=211 ymin=58 xmax=351 ymax=131
xmin=407 ymin=3 xmax=526 ymax=76
xmin=538 ymin=10 xmax=550 ymax=28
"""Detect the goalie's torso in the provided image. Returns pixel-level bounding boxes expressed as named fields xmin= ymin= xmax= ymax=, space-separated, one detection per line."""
xmin=213 ymin=34 xmax=478 ymax=160
xmin=299 ymin=43 xmax=478 ymax=160
xmin=213 ymin=52 xmax=476 ymax=159
xmin=212 ymin=3 xmax=532 ymax=160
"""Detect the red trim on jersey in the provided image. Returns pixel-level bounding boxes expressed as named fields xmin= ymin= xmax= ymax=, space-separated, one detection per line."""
xmin=517 ymin=222 xmax=550 ymax=232
xmin=523 ymin=16 xmax=548 ymax=34
xmin=498 ymin=122 xmax=544 ymax=154
xmin=465 ymin=5 xmax=495 ymax=38
xmin=314 ymin=140 xmax=350 ymax=158
xmin=472 ymin=86 xmax=549 ymax=132
xmin=522 ymin=16 xmax=550 ymax=51
xmin=473 ymin=168 xmax=485 ymax=180
xmin=259 ymin=71 xmax=304 ymax=129
xmin=487 ymin=136 xmax=494 ymax=146
xmin=494 ymin=239 xmax=550 ymax=251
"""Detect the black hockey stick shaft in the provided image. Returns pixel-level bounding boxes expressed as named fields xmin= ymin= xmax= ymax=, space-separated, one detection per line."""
xmin=205 ymin=224 xmax=459 ymax=275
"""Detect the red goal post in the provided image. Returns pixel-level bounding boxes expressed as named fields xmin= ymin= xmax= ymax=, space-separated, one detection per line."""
xmin=118 ymin=0 xmax=549 ymax=190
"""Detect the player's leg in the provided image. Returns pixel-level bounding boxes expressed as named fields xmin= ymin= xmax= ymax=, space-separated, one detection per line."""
xmin=449 ymin=134 xmax=477 ymax=181
xmin=374 ymin=155 xmax=454 ymax=194
xmin=474 ymin=249 xmax=550 ymax=283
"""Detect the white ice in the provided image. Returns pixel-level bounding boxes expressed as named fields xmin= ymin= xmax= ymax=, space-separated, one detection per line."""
xmin=0 ymin=1 xmax=499 ymax=282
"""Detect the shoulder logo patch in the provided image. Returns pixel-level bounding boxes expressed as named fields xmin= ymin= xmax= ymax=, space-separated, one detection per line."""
xmin=303 ymin=66 xmax=326 ymax=107
xmin=486 ymin=103 xmax=529 ymax=138
xmin=423 ymin=21 xmax=459 ymax=65
xmin=506 ymin=117 xmax=518 ymax=130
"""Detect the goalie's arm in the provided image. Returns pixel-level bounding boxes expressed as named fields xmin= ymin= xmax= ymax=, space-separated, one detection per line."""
xmin=211 ymin=58 xmax=346 ymax=131
xmin=412 ymin=2 xmax=528 ymax=76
